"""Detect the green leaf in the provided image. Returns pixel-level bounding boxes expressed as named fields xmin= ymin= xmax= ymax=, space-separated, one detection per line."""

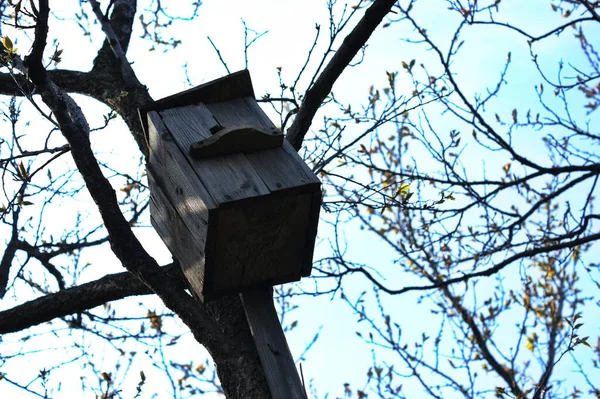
xmin=565 ymin=317 xmax=573 ymax=327
xmin=580 ymin=337 xmax=591 ymax=348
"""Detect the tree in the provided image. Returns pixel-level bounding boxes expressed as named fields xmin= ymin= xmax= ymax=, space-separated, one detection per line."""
xmin=0 ymin=1 xmax=598 ymax=399
xmin=314 ymin=1 xmax=600 ymax=398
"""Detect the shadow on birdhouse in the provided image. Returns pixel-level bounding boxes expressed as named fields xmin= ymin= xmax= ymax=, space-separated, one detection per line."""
xmin=139 ymin=70 xmax=321 ymax=301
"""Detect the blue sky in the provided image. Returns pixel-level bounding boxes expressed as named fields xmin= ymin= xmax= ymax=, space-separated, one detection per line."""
xmin=1 ymin=0 xmax=599 ymax=398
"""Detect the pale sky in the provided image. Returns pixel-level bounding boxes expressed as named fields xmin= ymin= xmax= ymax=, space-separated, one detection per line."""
xmin=1 ymin=1 xmax=598 ymax=398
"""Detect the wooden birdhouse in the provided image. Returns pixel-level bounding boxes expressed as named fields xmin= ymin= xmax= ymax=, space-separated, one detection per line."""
xmin=139 ymin=70 xmax=321 ymax=302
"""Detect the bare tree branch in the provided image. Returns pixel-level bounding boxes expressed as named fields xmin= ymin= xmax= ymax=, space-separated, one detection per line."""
xmin=0 ymin=263 xmax=184 ymax=334
xmin=287 ymin=0 xmax=398 ymax=150
xmin=10 ymin=3 xmax=273 ymax=396
xmin=88 ymin=0 xmax=138 ymax=88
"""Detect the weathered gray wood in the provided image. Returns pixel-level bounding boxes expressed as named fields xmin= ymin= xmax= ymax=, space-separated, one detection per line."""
xmin=160 ymin=104 xmax=270 ymax=205
xmin=149 ymin=174 xmax=206 ymax=301
xmin=190 ymin=125 xmax=283 ymax=159
xmin=241 ymin=287 xmax=307 ymax=399
xmin=159 ymin=104 xmax=215 ymax=142
xmin=242 ymin=97 xmax=278 ymax=131
xmin=302 ymin=190 xmax=322 ymax=277
xmin=207 ymin=99 xmax=320 ymax=192
xmin=143 ymin=71 xmax=322 ymax=302
xmin=205 ymin=97 xmax=260 ymax=127
xmin=138 ymin=69 xmax=255 ymax=139
xmin=147 ymin=111 xmax=215 ymax=239
xmin=212 ymin=193 xmax=313 ymax=292
xmin=245 ymin=140 xmax=321 ymax=192
xmin=242 ymin=98 xmax=320 ymax=185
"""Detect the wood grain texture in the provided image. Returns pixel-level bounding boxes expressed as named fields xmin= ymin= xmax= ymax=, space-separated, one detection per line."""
xmin=138 ymin=69 xmax=255 ymax=139
xmin=211 ymin=193 xmax=312 ymax=292
xmin=207 ymin=98 xmax=320 ymax=193
xmin=149 ymin=174 xmax=206 ymax=301
xmin=241 ymin=287 xmax=307 ymax=399
xmin=147 ymin=111 xmax=215 ymax=233
xmin=146 ymin=82 xmax=322 ymax=301
xmin=205 ymin=97 xmax=260 ymax=127
xmin=147 ymin=111 xmax=216 ymax=300
xmin=242 ymin=97 xmax=320 ymax=184
xmin=159 ymin=104 xmax=217 ymax=142
xmin=302 ymin=190 xmax=322 ymax=277
xmin=159 ymin=104 xmax=270 ymax=205
xmin=245 ymin=140 xmax=321 ymax=192
xmin=190 ymin=125 xmax=283 ymax=159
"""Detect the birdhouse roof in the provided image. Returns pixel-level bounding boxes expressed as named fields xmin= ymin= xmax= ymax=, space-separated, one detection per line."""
xmin=138 ymin=69 xmax=255 ymax=145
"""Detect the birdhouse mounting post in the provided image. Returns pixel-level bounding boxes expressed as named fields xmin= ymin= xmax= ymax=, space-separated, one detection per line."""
xmin=241 ymin=286 xmax=308 ymax=398
xmin=140 ymin=70 xmax=320 ymax=398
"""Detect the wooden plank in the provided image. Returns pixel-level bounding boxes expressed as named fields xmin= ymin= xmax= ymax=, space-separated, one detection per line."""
xmin=243 ymin=97 xmax=321 ymax=185
xmin=190 ymin=125 xmax=283 ymax=159
xmin=210 ymin=193 xmax=312 ymax=292
xmin=242 ymin=96 xmax=282 ymax=131
xmin=159 ymin=104 xmax=216 ymax=142
xmin=207 ymin=98 xmax=321 ymax=192
xmin=160 ymin=104 xmax=270 ymax=205
xmin=149 ymin=175 xmax=206 ymax=302
xmin=245 ymin=140 xmax=321 ymax=192
xmin=147 ymin=111 xmax=215 ymax=244
xmin=241 ymin=287 xmax=307 ymax=399
xmin=205 ymin=97 xmax=262 ymax=128
xmin=138 ymin=70 xmax=255 ymax=140
xmin=301 ymin=191 xmax=321 ymax=277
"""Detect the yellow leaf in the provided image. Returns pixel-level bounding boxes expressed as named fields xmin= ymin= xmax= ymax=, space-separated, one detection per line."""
xmin=526 ymin=341 xmax=534 ymax=351
xmin=526 ymin=336 xmax=535 ymax=351
xmin=2 ymin=36 xmax=13 ymax=51
xmin=571 ymin=246 xmax=580 ymax=262
xmin=399 ymin=182 xmax=411 ymax=195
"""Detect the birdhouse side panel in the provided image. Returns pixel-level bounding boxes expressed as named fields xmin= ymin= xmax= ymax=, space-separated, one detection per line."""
xmin=149 ymin=176 xmax=206 ymax=301
xmin=159 ymin=105 xmax=271 ymax=205
xmin=147 ymin=111 xmax=215 ymax=247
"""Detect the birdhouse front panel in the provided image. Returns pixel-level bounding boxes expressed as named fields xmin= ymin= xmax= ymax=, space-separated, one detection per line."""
xmin=141 ymin=70 xmax=321 ymax=301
